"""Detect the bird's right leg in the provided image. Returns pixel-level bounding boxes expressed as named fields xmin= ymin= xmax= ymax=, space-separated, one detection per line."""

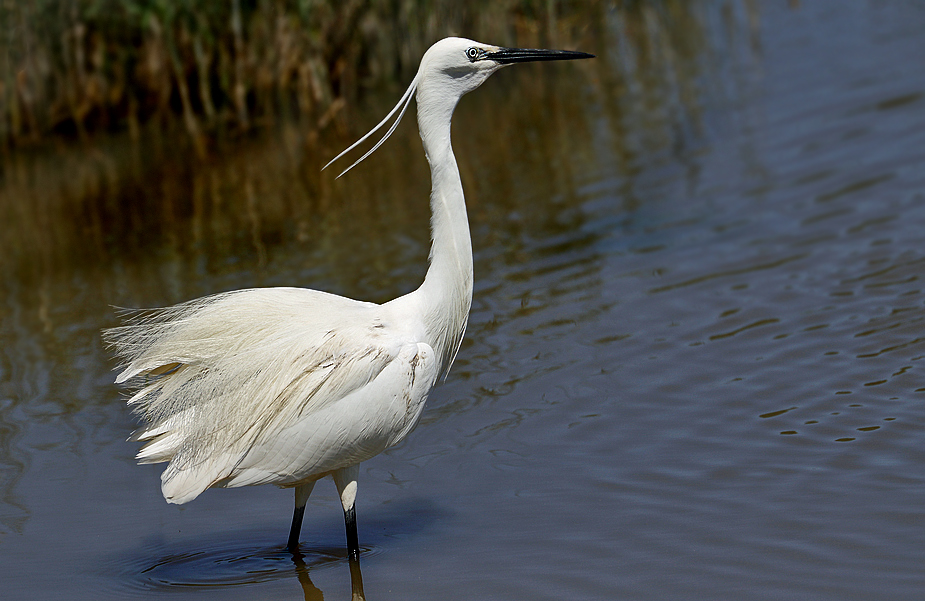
xmin=333 ymin=464 xmax=361 ymax=562
xmin=287 ymin=481 xmax=316 ymax=554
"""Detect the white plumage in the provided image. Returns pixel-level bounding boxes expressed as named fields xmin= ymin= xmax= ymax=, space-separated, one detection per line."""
xmin=105 ymin=37 xmax=592 ymax=559
xmin=111 ymin=288 xmax=437 ymax=503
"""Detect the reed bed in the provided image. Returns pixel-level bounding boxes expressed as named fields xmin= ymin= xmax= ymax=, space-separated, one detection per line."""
xmin=0 ymin=0 xmax=762 ymax=298
xmin=0 ymin=0 xmax=593 ymax=151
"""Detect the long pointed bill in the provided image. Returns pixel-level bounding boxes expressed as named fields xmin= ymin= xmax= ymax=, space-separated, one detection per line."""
xmin=486 ymin=47 xmax=595 ymax=64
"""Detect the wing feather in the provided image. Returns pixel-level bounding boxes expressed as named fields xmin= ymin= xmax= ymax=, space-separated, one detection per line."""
xmin=104 ymin=287 xmax=409 ymax=503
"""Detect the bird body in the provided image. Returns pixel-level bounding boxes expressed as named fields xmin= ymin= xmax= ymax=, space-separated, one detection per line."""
xmin=115 ymin=287 xmax=438 ymax=504
xmin=106 ymin=37 xmax=592 ymax=559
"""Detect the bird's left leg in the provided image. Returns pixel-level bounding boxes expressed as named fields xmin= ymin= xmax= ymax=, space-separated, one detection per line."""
xmin=287 ymin=481 xmax=316 ymax=554
xmin=333 ymin=464 xmax=361 ymax=561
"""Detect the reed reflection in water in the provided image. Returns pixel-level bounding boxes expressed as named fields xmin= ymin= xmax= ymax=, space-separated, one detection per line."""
xmin=3 ymin=1 xmax=925 ymax=599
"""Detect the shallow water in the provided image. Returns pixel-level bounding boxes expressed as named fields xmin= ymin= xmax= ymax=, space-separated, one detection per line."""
xmin=2 ymin=2 xmax=925 ymax=599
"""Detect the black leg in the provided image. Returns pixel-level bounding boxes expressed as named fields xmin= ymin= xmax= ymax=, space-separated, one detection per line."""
xmin=344 ymin=504 xmax=359 ymax=562
xmin=288 ymin=503 xmax=306 ymax=554
xmin=288 ymin=482 xmax=316 ymax=554
xmin=333 ymin=465 xmax=361 ymax=561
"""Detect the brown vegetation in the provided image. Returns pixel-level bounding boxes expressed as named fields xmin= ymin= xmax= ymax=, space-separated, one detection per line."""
xmin=0 ymin=0 xmax=593 ymax=152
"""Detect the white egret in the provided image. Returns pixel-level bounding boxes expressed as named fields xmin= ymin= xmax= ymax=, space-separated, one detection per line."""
xmin=105 ymin=36 xmax=592 ymax=560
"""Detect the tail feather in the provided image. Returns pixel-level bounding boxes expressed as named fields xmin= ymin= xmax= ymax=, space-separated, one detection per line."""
xmin=160 ymin=456 xmax=237 ymax=504
xmin=104 ymin=286 xmax=384 ymax=503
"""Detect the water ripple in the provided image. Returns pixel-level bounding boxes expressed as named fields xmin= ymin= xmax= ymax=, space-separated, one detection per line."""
xmin=109 ymin=542 xmax=357 ymax=594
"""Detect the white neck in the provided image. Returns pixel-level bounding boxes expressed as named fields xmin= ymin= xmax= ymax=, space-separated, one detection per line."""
xmin=413 ymin=80 xmax=474 ymax=374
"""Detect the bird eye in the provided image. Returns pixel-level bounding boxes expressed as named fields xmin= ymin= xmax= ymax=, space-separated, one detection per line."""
xmin=465 ymin=47 xmax=481 ymax=62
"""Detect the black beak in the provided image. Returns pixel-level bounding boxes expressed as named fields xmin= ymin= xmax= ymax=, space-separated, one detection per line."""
xmin=486 ymin=47 xmax=595 ymax=64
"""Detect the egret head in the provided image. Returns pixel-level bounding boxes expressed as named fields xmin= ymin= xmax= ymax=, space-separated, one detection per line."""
xmin=417 ymin=37 xmax=593 ymax=98
xmin=324 ymin=37 xmax=593 ymax=177
xmin=416 ymin=38 xmax=505 ymax=97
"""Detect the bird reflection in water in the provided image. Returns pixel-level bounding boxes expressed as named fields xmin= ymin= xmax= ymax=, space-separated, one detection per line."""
xmin=292 ymin=553 xmax=366 ymax=601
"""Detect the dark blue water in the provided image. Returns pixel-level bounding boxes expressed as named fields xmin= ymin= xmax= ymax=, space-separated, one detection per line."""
xmin=2 ymin=2 xmax=924 ymax=599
